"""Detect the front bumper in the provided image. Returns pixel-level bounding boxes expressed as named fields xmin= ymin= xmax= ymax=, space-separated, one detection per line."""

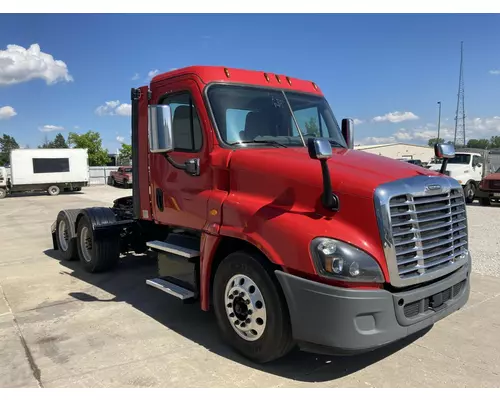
xmin=275 ymin=258 xmax=470 ymax=355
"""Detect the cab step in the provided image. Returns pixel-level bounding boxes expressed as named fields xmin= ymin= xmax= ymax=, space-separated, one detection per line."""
xmin=146 ymin=277 xmax=195 ymax=301
xmin=146 ymin=239 xmax=200 ymax=259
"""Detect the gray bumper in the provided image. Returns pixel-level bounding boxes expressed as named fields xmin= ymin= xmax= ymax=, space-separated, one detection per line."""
xmin=275 ymin=259 xmax=470 ymax=355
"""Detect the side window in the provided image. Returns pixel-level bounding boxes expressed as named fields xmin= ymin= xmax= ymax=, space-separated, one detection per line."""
xmin=291 ymin=107 xmax=329 ymax=138
xmin=161 ymin=92 xmax=203 ymax=152
xmin=473 ymin=155 xmax=482 ymax=166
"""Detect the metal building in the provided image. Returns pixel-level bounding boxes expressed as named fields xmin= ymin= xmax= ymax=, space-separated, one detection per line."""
xmin=354 ymin=143 xmax=435 ymax=164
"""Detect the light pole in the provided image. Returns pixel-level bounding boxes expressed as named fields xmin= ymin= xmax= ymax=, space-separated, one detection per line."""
xmin=437 ymin=101 xmax=442 ymax=141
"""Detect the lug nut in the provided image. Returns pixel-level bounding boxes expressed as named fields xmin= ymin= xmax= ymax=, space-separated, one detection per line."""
xmin=245 ymin=318 xmax=251 ymax=324
xmin=247 ymin=310 xmax=253 ymax=315
xmin=234 ymin=290 xmax=239 ymax=295
xmin=235 ymin=320 xmax=240 ymax=326
xmin=229 ymin=313 xmax=234 ymax=318
xmin=227 ymin=303 xmax=232 ymax=308
xmin=239 ymin=292 xmax=245 ymax=297
xmin=229 ymin=295 xmax=233 ymax=300
xmin=240 ymin=323 xmax=246 ymax=328
xmin=245 ymin=299 xmax=250 ymax=305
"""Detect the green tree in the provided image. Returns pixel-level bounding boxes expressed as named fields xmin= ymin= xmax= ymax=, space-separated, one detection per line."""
xmin=39 ymin=133 xmax=69 ymax=149
xmin=467 ymin=138 xmax=490 ymax=149
xmin=428 ymin=137 xmax=445 ymax=147
xmin=68 ymin=130 xmax=110 ymax=166
xmin=118 ymin=143 xmax=132 ymax=164
xmin=0 ymin=134 xmax=20 ymax=165
xmin=305 ymin=117 xmax=320 ymax=136
xmin=489 ymin=136 xmax=500 ymax=149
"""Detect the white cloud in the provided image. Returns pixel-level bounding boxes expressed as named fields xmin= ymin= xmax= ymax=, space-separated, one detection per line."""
xmin=148 ymin=69 xmax=159 ymax=79
xmin=115 ymin=104 xmax=131 ymax=117
xmin=0 ymin=43 xmax=73 ymax=86
xmin=373 ymin=111 xmax=419 ymax=123
xmin=74 ymin=125 xmax=80 ymax=129
xmin=95 ymin=100 xmax=131 ymax=117
xmin=468 ymin=116 xmax=500 ymax=134
xmin=353 ymin=118 xmax=363 ymax=125
xmin=489 ymin=69 xmax=500 ymax=75
xmin=0 ymin=106 xmax=17 ymax=120
xmin=116 ymin=136 xmax=125 ymax=143
xmin=39 ymin=124 xmax=64 ymax=132
xmin=131 ymin=73 xmax=140 ymax=80
xmin=393 ymin=130 xmax=412 ymax=141
xmin=358 ymin=136 xmax=396 ymax=146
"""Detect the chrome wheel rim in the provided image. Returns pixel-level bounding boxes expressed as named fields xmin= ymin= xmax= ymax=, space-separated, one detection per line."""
xmin=80 ymin=226 xmax=92 ymax=263
xmin=58 ymin=219 xmax=69 ymax=252
xmin=224 ymin=274 xmax=267 ymax=342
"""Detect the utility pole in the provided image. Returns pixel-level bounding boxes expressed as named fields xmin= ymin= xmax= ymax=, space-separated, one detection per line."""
xmin=437 ymin=101 xmax=442 ymax=141
xmin=454 ymin=41 xmax=466 ymax=147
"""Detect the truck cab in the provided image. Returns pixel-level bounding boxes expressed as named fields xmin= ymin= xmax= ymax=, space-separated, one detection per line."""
xmin=50 ymin=66 xmax=471 ymax=363
xmin=427 ymin=151 xmax=484 ymax=203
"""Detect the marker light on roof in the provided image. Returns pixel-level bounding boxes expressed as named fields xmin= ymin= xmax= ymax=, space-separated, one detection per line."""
xmin=264 ymin=73 xmax=270 ymax=82
xmin=286 ymin=76 xmax=292 ymax=86
xmin=312 ymin=82 xmax=318 ymax=91
xmin=224 ymin=68 xmax=230 ymax=78
xmin=275 ymin=74 xmax=281 ymax=83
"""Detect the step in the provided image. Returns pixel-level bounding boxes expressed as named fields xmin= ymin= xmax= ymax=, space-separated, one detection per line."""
xmin=146 ymin=240 xmax=200 ymax=259
xmin=146 ymin=278 xmax=195 ymax=300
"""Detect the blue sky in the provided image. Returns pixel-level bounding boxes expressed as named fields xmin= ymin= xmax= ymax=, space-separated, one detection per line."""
xmin=1 ymin=13 xmax=500 ymax=152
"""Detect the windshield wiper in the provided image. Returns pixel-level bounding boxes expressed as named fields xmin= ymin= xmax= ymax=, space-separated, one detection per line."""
xmin=229 ymin=140 xmax=287 ymax=148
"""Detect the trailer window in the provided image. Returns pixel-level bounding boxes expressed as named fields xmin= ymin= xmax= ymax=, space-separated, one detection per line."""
xmin=32 ymin=158 xmax=70 ymax=174
xmin=160 ymin=92 xmax=202 ymax=152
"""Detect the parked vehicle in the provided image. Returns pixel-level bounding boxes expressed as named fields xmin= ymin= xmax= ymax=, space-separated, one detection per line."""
xmin=476 ymin=167 xmax=500 ymax=206
xmin=0 ymin=148 xmax=89 ymax=199
xmin=427 ymin=148 xmax=500 ymax=203
xmin=110 ymin=166 xmax=133 ymax=188
xmin=50 ymin=66 xmax=471 ymax=363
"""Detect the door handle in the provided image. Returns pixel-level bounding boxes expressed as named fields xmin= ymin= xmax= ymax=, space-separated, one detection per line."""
xmin=156 ymin=188 xmax=164 ymax=212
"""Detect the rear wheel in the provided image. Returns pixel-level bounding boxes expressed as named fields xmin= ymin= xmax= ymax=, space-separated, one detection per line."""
xmin=48 ymin=185 xmax=60 ymax=196
xmin=464 ymin=182 xmax=475 ymax=204
xmin=479 ymin=197 xmax=491 ymax=206
xmin=55 ymin=210 xmax=80 ymax=261
xmin=0 ymin=188 xmax=6 ymax=199
xmin=213 ymin=251 xmax=294 ymax=363
xmin=76 ymin=210 xmax=120 ymax=273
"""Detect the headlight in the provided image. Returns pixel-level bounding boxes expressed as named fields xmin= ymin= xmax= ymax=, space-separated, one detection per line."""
xmin=310 ymin=238 xmax=385 ymax=283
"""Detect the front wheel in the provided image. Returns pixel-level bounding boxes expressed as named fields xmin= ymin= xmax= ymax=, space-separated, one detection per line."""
xmin=213 ymin=251 xmax=294 ymax=363
xmin=479 ymin=197 xmax=491 ymax=206
xmin=464 ymin=182 xmax=475 ymax=204
xmin=0 ymin=188 xmax=6 ymax=199
xmin=48 ymin=185 xmax=60 ymax=196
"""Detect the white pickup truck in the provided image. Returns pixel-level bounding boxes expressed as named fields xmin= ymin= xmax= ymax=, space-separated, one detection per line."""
xmin=427 ymin=150 xmax=486 ymax=203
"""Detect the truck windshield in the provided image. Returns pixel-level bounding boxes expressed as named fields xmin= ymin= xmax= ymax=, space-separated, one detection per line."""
xmin=432 ymin=154 xmax=471 ymax=164
xmin=206 ymin=84 xmax=346 ymax=148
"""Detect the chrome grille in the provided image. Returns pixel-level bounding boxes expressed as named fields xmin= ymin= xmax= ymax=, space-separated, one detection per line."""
xmin=389 ymin=188 xmax=468 ymax=279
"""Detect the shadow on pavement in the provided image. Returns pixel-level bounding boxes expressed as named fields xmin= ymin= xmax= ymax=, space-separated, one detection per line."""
xmin=44 ymin=249 xmax=429 ymax=383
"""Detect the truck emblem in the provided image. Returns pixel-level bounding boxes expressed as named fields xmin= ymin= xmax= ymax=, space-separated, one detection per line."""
xmin=425 ymin=184 xmax=442 ymax=191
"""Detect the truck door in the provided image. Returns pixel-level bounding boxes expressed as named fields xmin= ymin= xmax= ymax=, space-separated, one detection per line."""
xmin=472 ymin=155 xmax=484 ymax=181
xmin=149 ymin=78 xmax=212 ymax=231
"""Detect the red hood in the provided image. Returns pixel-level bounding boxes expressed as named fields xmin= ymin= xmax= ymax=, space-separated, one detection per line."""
xmin=484 ymin=172 xmax=500 ymax=181
xmin=228 ymin=147 xmax=439 ymax=200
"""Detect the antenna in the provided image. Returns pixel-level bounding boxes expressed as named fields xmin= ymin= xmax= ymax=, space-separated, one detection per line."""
xmin=453 ymin=41 xmax=466 ymax=147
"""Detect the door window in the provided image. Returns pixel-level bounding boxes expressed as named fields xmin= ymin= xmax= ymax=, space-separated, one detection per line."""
xmin=160 ymin=92 xmax=203 ymax=152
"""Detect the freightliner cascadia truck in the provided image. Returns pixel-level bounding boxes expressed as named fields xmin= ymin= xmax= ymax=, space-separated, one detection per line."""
xmin=50 ymin=66 xmax=471 ymax=363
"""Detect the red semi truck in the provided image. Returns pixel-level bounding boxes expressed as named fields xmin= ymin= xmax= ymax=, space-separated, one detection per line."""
xmin=51 ymin=66 xmax=471 ymax=363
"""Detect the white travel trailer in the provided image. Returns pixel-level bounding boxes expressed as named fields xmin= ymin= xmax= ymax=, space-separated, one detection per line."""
xmin=0 ymin=148 xmax=89 ymax=199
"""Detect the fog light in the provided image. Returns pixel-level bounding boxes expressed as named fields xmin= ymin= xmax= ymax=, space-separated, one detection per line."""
xmin=349 ymin=262 xmax=360 ymax=277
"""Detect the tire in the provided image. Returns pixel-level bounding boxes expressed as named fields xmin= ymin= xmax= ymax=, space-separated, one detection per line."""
xmin=464 ymin=182 xmax=475 ymax=204
xmin=48 ymin=185 xmax=60 ymax=196
xmin=110 ymin=178 xmax=116 ymax=187
xmin=479 ymin=197 xmax=491 ymax=206
xmin=55 ymin=210 xmax=80 ymax=261
xmin=213 ymin=251 xmax=294 ymax=363
xmin=76 ymin=208 xmax=121 ymax=273
xmin=123 ymin=179 xmax=128 ymax=189
xmin=0 ymin=188 xmax=6 ymax=199
xmin=73 ymin=187 xmax=81 ymax=192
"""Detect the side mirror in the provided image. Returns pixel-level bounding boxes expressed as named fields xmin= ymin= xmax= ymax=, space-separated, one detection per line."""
xmin=434 ymin=143 xmax=455 ymax=175
xmin=307 ymin=137 xmax=332 ymax=160
xmin=341 ymin=118 xmax=354 ymax=149
xmin=148 ymin=104 xmax=174 ymax=153
xmin=307 ymin=138 xmax=338 ymax=211
xmin=434 ymin=143 xmax=455 ymax=159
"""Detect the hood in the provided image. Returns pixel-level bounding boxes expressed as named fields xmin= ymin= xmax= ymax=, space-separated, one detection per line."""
xmin=228 ymin=147 xmax=440 ymax=201
xmin=484 ymin=172 xmax=500 ymax=181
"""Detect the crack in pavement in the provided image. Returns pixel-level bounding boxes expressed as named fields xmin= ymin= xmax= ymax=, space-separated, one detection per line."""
xmin=0 ymin=282 xmax=43 ymax=388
